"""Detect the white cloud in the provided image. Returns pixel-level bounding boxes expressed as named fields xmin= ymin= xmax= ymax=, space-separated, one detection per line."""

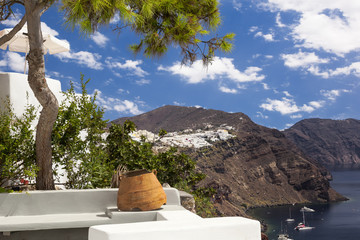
xmin=2 ymin=52 xmax=26 ymax=73
xmin=105 ymin=58 xmax=148 ymax=77
xmin=309 ymin=100 xmax=325 ymax=108
xmin=260 ymin=97 xmax=317 ymax=115
xmin=265 ymin=0 xmax=360 ymax=56
xmin=0 ymin=59 xmax=7 ymax=67
xmin=256 ymin=111 xmax=269 ymax=119
xmin=254 ymin=31 xmax=275 ymax=42
xmin=46 ymin=71 xmax=74 ymax=81
xmin=233 ymin=0 xmax=242 ymax=11
xmin=329 ymin=62 xmax=360 ymax=77
xmin=173 ymin=101 xmax=185 ymax=106
xmin=290 ymin=114 xmax=302 ymax=119
xmin=91 ymin=32 xmax=109 ymax=47
xmin=302 ymin=61 xmax=360 ymax=79
xmin=320 ymin=89 xmax=351 ymax=101
xmin=158 ymin=57 xmax=265 ymax=85
xmin=262 ymin=83 xmax=270 ymax=90
xmin=1 ymin=15 xmax=59 ymax=36
xmin=219 ymin=86 xmax=238 ymax=94
xmin=117 ymin=88 xmax=130 ymax=94
xmin=249 ymin=26 xmax=259 ymax=33
xmin=135 ymin=79 xmax=151 ymax=86
xmin=55 ymin=51 xmax=103 ymax=70
xmin=110 ymin=13 xmax=121 ymax=24
xmin=283 ymin=91 xmax=292 ymax=97
xmin=1 ymin=12 xmax=22 ymax=27
xmin=275 ymin=13 xmax=286 ymax=28
xmin=95 ymin=90 xmax=143 ymax=115
xmin=307 ymin=65 xmax=330 ymax=78
xmin=281 ymin=51 xmax=329 ymax=69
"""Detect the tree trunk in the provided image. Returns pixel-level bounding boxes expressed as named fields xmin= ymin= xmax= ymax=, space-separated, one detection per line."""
xmin=25 ymin=0 xmax=58 ymax=190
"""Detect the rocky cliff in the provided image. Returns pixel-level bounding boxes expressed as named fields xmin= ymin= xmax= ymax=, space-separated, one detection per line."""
xmin=283 ymin=118 xmax=360 ymax=167
xmin=112 ymin=106 xmax=346 ymax=216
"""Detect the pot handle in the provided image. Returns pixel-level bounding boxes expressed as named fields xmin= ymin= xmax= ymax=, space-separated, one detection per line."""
xmin=152 ymin=169 xmax=157 ymax=175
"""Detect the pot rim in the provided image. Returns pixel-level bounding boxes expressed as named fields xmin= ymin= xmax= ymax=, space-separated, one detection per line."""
xmin=122 ymin=169 xmax=151 ymax=178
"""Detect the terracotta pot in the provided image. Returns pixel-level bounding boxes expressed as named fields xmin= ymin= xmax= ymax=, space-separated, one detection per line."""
xmin=117 ymin=169 xmax=167 ymax=211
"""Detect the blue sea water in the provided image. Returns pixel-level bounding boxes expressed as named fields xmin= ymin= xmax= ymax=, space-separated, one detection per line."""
xmin=248 ymin=170 xmax=360 ymax=240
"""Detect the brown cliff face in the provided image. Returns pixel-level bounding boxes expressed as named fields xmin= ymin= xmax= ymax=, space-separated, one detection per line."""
xmin=112 ymin=106 xmax=346 ymax=216
xmin=284 ymin=118 xmax=360 ymax=167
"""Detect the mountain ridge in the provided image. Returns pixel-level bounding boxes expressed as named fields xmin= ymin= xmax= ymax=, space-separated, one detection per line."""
xmin=111 ymin=105 xmax=346 ymax=216
xmin=283 ymin=118 xmax=360 ymax=167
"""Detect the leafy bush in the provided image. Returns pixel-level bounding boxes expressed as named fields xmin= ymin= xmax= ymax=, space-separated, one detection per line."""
xmin=0 ymin=98 xmax=37 ymax=187
xmin=106 ymin=121 xmax=206 ymax=187
xmin=52 ymin=74 xmax=110 ymax=188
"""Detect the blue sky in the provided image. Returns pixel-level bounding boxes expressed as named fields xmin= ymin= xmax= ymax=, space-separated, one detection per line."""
xmin=1 ymin=0 xmax=360 ymax=130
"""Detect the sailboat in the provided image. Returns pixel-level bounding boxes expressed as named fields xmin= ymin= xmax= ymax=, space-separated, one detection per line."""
xmin=294 ymin=210 xmax=315 ymax=231
xmin=300 ymin=206 xmax=315 ymax=212
xmin=278 ymin=221 xmax=294 ymax=240
xmin=285 ymin=206 xmax=295 ymax=222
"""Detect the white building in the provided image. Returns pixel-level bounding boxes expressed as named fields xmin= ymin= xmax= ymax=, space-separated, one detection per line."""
xmin=0 ymin=72 xmax=63 ymax=119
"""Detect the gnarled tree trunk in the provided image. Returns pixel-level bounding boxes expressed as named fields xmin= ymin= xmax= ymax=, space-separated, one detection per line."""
xmin=25 ymin=0 xmax=58 ymax=190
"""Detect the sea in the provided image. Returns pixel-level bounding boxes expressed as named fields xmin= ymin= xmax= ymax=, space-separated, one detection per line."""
xmin=248 ymin=169 xmax=360 ymax=240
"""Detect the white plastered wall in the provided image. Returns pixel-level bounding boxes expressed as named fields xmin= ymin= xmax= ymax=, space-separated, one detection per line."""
xmin=0 ymin=72 xmax=63 ymax=119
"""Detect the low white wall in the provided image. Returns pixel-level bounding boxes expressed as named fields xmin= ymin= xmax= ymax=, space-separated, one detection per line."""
xmin=0 ymin=72 xmax=63 ymax=118
xmin=89 ymin=217 xmax=261 ymax=240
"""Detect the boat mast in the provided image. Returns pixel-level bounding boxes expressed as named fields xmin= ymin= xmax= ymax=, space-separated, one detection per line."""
xmin=302 ymin=210 xmax=306 ymax=225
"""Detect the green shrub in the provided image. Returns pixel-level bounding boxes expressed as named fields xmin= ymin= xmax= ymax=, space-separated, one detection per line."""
xmin=0 ymin=98 xmax=37 ymax=187
xmin=52 ymin=74 xmax=110 ymax=188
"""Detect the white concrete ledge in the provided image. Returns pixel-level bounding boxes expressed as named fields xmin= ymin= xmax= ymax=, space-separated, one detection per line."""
xmin=89 ymin=217 xmax=261 ymax=240
xmin=0 ymin=188 xmax=181 ymax=232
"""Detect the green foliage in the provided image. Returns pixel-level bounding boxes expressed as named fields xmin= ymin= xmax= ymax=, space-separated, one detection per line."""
xmin=0 ymin=98 xmax=37 ymax=187
xmin=52 ymin=74 xmax=110 ymax=189
xmin=106 ymin=121 xmax=205 ymax=187
xmin=60 ymin=0 xmax=234 ymax=65
xmin=0 ymin=187 xmax=13 ymax=193
xmin=107 ymin=121 xmax=219 ymax=217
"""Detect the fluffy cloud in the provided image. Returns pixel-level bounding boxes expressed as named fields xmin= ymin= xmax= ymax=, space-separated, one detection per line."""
xmin=302 ymin=61 xmax=360 ymax=79
xmin=265 ymin=0 xmax=360 ymax=56
xmin=320 ymin=89 xmax=351 ymax=101
xmin=95 ymin=90 xmax=143 ymax=115
xmin=158 ymin=57 xmax=265 ymax=85
xmin=2 ymin=13 xmax=59 ymax=37
xmin=260 ymin=91 xmax=325 ymax=115
xmin=135 ymin=79 xmax=151 ymax=86
xmin=55 ymin=51 xmax=103 ymax=70
xmin=0 ymin=52 xmax=26 ymax=73
xmin=219 ymin=86 xmax=238 ymax=94
xmin=329 ymin=62 xmax=360 ymax=78
xmin=1 ymin=12 xmax=22 ymax=27
xmin=91 ymin=32 xmax=109 ymax=47
xmin=260 ymin=97 xmax=318 ymax=115
xmin=254 ymin=31 xmax=275 ymax=42
xmin=281 ymin=51 xmax=329 ymax=69
xmin=105 ymin=58 xmax=148 ymax=77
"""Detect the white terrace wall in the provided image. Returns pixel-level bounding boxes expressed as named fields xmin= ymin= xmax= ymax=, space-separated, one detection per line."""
xmin=0 ymin=72 xmax=63 ymax=119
